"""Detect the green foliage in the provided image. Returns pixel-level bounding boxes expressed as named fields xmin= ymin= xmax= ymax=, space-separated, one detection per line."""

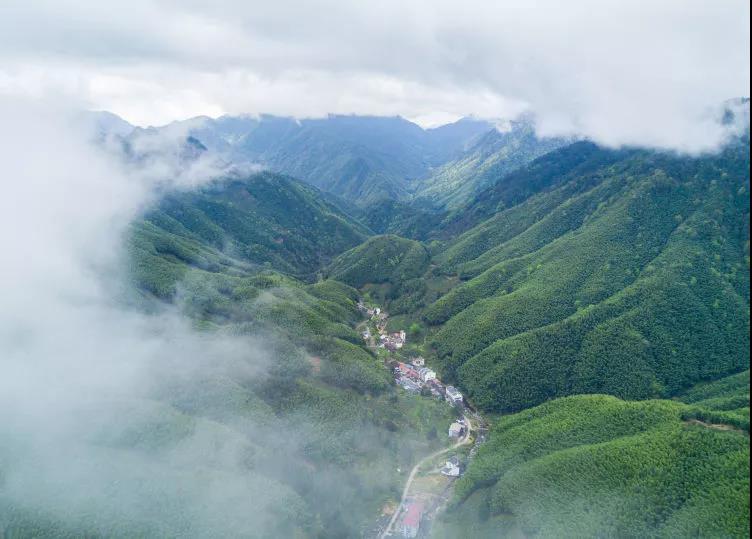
xmin=442 ymin=394 xmax=750 ymax=538
xmin=51 ymin=171 xmax=462 ymax=538
xmin=325 ymin=234 xmax=430 ymax=289
xmin=207 ymin=114 xmax=493 ymax=206
xmin=426 ymin=142 xmax=750 ymax=412
xmin=413 ymin=119 xmax=570 ymax=210
xmin=138 ymin=171 xmax=369 ymax=283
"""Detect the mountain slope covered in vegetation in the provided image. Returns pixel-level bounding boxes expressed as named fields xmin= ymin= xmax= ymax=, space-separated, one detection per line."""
xmin=434 ymin=383 xmax=749 ymax=538
xmin=133 ymin=171 xmax=369 ymax=285
xmin=412 ymin=118 xmax=570 ymax=210
xmin=166 ymin=114 xmax=495 ymax=205
xmin=1 ymin=170 xmax=459 ymax=539
xmin=424 ymin=139 xmax=750 ymax=412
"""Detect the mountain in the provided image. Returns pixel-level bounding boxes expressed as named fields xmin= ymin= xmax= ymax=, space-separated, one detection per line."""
xmin=3 ymin=169 xmax=460 ymax=538
xmin=19 ymin=107 xmax=748 ymax=538
xmin=426 ymin=138 xmax=750 ymax=412
xmin=78 ymin=110 xmax=135 ymax=138
xmin=434 ymin=376 xmax=749 ymax=538
xmin=412 ymin=116 xmax=572 ymax=209
xmin=131 ymin=170 xmax=370 ymax=292
xmin=327 ymin=129 xmax=748 ymax=538
xmin=323 ymin=131 xmax=750 ymax=416
xmin=325 ymin=234 xmax=430 ymax=289
xmin=158 ymin=114 xmax=496 ymax=205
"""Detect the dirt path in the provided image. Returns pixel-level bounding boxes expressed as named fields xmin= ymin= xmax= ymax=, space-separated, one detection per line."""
xmin=379 ymin=415 xmax=472 ymax=539
xmin=685 ymin=418 xmax=747 ymax=434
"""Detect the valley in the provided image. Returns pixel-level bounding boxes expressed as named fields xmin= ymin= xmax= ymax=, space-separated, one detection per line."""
xmin=2 ymin=107 xmax=749 ymax=538
xmin=354 ymin=301 xmax=486 ymax=538
xmin=2 ymin=5 xmax=750 ymax=539
xmin=126 ymin=114 xmax=750 ymax=538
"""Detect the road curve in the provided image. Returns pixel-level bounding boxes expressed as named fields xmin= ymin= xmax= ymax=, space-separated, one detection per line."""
xmin=379 ymin=415 xmax=472 ymax=539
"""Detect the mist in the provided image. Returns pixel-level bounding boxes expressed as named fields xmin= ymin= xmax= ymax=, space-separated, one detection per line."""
xmin=0 ymin=98 xmax=305 ymax=536
xmin=0 ymin=95 xmax=452 ymax=538
xmin=1 ymin=0 xmax=748 ymax=152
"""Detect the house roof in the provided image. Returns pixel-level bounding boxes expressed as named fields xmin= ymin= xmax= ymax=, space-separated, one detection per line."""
xmin=403 ymin=502 xmax=424 ymax=528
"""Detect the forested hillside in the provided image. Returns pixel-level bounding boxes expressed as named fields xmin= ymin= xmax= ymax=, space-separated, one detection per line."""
xmin=412 ymin=117 xmax=570 ymax=210
xmin=1 ymin=169 xmax=458 ymax=539
xmin=433 ymin=382 xmax=749 ymax=538
xmin=15 ymin=110 xmax=747 ymax=539
xmin=132 ymin=170 xmax=369 ymax=285
xmin=317 ymin=131 xmax=750 ymax=538
xmin=425 ymin=138 xmax=750 ymax=412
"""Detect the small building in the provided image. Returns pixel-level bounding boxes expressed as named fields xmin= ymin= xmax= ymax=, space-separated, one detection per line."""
xmin=448 ymin=422 xmax=464 ymax=438
xmin=427 ymin=379 xmax=445 ymax=394
xmin=401 ymin=502 xmax=424 ymax=538
xmin=418 ymin=367 xmax=437 ymax=383
xmin=396 ymin=363 xmax=421 ymax=380
xmin=411 ymin=356 xmax=425 ymax=367
xmin=398 ymin=378 xmax=422 ymax=394
xmin=441 ymin=456 xmax=462 ymax=477
xmin=445 ymin=385 xmax=464 ymax=405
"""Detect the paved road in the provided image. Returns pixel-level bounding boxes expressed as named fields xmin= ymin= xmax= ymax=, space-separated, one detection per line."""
xmin=379 ymin=415 xmax=472 ymax=539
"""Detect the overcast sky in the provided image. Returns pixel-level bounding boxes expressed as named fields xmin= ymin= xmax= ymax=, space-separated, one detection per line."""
xmin=0 ymin=0 xmax=749 ymax=151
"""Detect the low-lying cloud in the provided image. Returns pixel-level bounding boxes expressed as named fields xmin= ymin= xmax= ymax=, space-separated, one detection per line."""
xmin=0 ymin=0 xmax=748 ymax=152
xmin=0 ymin=99 xmax=293 ymax=536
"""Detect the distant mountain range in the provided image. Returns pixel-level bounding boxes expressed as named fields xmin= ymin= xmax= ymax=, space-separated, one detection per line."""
xmin=89 ymin=111 xmax=570 ymax=207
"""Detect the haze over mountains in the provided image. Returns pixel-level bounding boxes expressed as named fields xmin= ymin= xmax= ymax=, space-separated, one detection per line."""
xmin=91 ymin=111 xmax=574 ymax=207
xmin=1 ymin=0 xmax=749 ymax=536
xmin=2 ymin=98 xmax=749 ymax=538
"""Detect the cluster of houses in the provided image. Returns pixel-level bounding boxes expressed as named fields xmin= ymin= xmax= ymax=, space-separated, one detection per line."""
xmin=392 ymin=358 xmax=464 ymax=410
xmin=357 ymin=301 xmax=405 ymax=350
xmin=358 ymin=301 xmax=388 ymax=326
xmin=381 ymin=329 xmax=407 ymax=351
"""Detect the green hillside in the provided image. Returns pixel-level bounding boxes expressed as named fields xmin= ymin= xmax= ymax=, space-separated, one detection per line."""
xmin=9 ymin=115 xmax=749 ymax=537
xmin=1 ymin=173 xmax=459 ymax=539
xmin=133 ymin=170 xmax=369 ymax=284
xmin=433 ymin=390 xmax=749 ymax=538
xmin=425 ymin=139 xmax=750 ymax=412
xmin=413 ymin=119 xmax=570 ymax=210
xmin=325 ymin=234 xmax=430 ymax=289
xmin=178 ymin=114 xmax=495 ymax=206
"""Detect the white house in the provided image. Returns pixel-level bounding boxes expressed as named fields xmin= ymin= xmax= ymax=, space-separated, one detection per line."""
xmin=448 ymin=422 xmax=463 ymax=438
xmin=441 ymin=456 xmax=461 ymax=477
xmin=418 ymin=367 xmax=437 ymax=382
xmin=445 ymin=385 xmax=463 ymax=405
xmin=411 ymin=357 xmax=425 ymax=367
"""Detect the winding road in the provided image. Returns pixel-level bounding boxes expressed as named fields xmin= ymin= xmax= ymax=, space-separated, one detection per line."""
xmin=379 ymin=415 xmax=473 ymax=539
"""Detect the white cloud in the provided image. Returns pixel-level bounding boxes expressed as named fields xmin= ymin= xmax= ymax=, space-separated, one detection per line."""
xmin=0 ymin=0 xmax=749 ymax=150
xmin=0 ymin=98 xmax=284 ymax=534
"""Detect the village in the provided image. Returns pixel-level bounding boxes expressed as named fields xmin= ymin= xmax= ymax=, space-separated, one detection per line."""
xmin=358 ymin=300 xmax=466 ymax=428
xmin=358 ymin=300 xmax=485 ymax=539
